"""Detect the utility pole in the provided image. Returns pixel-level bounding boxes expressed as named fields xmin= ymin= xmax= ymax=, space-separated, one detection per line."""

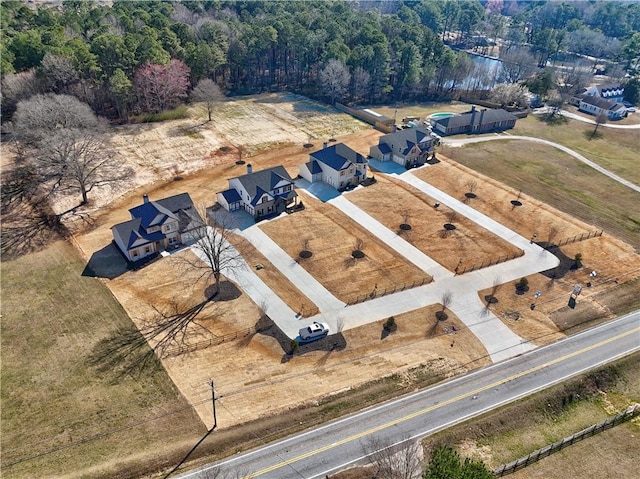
xmin=209 ymin=378 xmax=217 ymax=430
xmin=163 ymin=378 xmax=218 ymax=478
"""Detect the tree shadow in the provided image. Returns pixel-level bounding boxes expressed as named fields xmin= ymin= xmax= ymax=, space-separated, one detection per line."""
xmin=538 ymin=243 xmax=579 ymax=280
xmin=87 ymin=296 xmax=220 ymax=376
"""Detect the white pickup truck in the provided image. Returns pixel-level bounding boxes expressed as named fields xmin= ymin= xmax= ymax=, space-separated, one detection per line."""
xmin=298 ymin=322 xmax=329 ymax=343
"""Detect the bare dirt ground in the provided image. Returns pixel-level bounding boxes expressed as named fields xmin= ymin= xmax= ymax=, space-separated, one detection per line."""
xmin=45 ymin=93 xmax=639 ymax=475
xmin=346 ymin=174 xmax=523 ymax=272
xmin=258 ymin=191 xmax=431 ymax=304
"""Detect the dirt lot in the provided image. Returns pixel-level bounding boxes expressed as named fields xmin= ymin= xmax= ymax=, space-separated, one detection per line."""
xmin=258 ymin=191 xmax=431 ymax=304
xmin=346 ymin=174 xmax=523 ymax=272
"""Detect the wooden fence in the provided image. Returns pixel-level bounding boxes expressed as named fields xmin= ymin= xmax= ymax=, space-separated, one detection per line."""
xmin=456 ymin=250 xmax=524 ymax=275
xmin=346 ymin=276 xmax=433 ymax=305
xmin=546 ymin=229 xmax=603 ymax=248
xmin=334 ymin=103 xmax=395 ymax=133
xmin=163 ymin=326 xmax=259 ymax=358
xmin=494 ymin=404 xmax=640 ymax=477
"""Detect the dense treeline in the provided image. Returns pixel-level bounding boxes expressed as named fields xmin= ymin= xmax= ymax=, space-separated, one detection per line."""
xmin=1 ymin=0 xmax=639 ymax=121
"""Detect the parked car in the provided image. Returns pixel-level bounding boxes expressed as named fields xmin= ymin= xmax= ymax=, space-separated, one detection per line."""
xmin=298 ymin=322 xmax=329 ymax=343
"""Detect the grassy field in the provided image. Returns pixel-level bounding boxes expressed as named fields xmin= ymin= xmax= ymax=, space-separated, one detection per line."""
xmin=439 ymin=140 xmax=640 ymax=250
xmin=512 ymin=112 xmax=640 ymax=186
xmin=0 ymin=241 xmax=205 ymax=479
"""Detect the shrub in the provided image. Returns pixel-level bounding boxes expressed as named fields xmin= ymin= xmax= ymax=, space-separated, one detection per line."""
xmin=384 ymin=316 xmax=396 ymax=331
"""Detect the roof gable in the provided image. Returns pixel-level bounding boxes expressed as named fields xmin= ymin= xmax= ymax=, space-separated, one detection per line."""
xmin=233 ymin=166 xmax=293 ymax=199
xmin=310 ymin=143 xmax=365 ymax=171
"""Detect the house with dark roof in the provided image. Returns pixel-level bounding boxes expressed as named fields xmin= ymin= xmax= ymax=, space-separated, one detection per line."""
xmin=217 ymin=164 xmax=297 ymax=219
xmin=578 ymin=95 xmax=627 ymax=120
xmin=430 ymin=106 xmax=517 ymax=136
xmin=584 ymin=84 xmax=624 ymax=103
xmin=299 ymin=142 xmax=368 ymax=190
xmin=111 ymin=192 xmax=201 ymax=262
xmin=369 ymin=127 xmax=435 ymax=168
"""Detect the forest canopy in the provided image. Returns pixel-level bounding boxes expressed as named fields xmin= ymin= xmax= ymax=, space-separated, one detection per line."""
xmin=2 ymin=0 xmax=638 ymax=120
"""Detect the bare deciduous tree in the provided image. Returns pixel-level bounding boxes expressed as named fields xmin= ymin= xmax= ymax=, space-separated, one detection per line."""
xmin=176 ymin=207 xmax=245 ymax=296
xmin=351 ymin=66 xmax=370 ymax=104
xmin=364 ymin=436 xmax=424 ymax=479
xmin=10 ymin=94 xmax=132 ymax=205
xmin=38 ymin=52 xmax=79 ymax=94
xmin=498 ymin=47 xmax=536 ymax=84
xmin=488 ymin=83 xmax=530 ymax=108
xmin=319 ymin=59 xmax=351 ymax=105
xmin=441 ymin=290 xmax=453 ymax=311
xmin=592 ymin=112 xmax=608 ymax=138
xmin=191 ymin=78 xmax=224 ymax=121
xmin=465 ymin=179 xmax=477 ymax=194
xmin=38 ymin=129 xmax=129 ymax=204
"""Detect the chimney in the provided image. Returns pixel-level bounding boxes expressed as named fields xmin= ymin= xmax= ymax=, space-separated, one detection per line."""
xmin=247 ymin=163 xmax=253 ymax=174
xmin=479 ymin=108 xmax=486 ymax=126
xmin=470 ymin=106 xmax=476 ymax=126
xmin=143 ymin=194 xmax=149 ymax=204
xmin=323 ymin=141 xmax=328 ymax=149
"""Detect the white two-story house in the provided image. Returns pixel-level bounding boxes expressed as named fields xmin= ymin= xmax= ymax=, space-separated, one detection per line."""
xmin=299 ymin=142 xmax=368 ymax=190
xmin=217 ymin=165 xmax=298 ymax=219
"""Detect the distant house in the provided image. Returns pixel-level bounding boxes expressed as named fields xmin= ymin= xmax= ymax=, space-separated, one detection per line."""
xmin=430 ymin=106 xmax=517 ymax=136
xmin=112 ymin=192 xmax=202 ymax=263
xmin=584 ymin=84 xmax=625 ymax=103
xmin=369 ymin=127 xmax=435 ymax=168
xmin=217 ymin=164 xmax=298 ymax=219
xmin=299 ymin=142 xmax=368 ymax=190
xmin=578 ymin=95 xmax=627 ymax=120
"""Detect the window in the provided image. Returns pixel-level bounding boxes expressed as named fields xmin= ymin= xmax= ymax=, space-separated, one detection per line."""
xmin=132 ymin=250 xmax=139 ymax=258
xmin=284 ymin=184 xmax=291 ymax=192
xmin=340 ymin=170 xmax=345 ymax=176
xmin=144 ymin=246 xmax=151 ymax=254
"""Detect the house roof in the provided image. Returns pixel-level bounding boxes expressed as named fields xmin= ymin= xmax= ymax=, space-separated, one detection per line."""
xmin=434 ymin=108 xmax=516 ymax=129
xmin=379 ymin=127 xmax=433 ymax=157
xmin=232 ymin=166 xmax=293 ymax=199
xmin=305 ymin=160 xmax=323 ymax=174
xmin=310 ymin=143 xmax=366 ymax=171
xmin=580 ymin=95 xmax=624 ymax=111
xmin=597 ymin=84 xmax=624 ymax=97
xmin=113 ymin=192 xmax=200 ymax=250
xmin=220 ymin=188 xmax=242 ymax=203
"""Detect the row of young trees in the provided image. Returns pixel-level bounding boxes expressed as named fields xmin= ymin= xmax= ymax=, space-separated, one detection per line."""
xmin=4 ymin=0 xmax=637 ymax=122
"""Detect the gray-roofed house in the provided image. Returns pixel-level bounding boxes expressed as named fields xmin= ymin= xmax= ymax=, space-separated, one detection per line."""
xmin=430 ymin=106 xmax=517 ymax=136
xmin=217 ymin=164 xmax=298 ymax=219
xmin=299 ymin=142 xmax=368 ymax=190
xmin=369 ymin=126 xmax=435 ymax=168
xmin=578 ymin=95 xmax=627 ymax=120
xmin=111 ymin=192 xmax=202 ymax=263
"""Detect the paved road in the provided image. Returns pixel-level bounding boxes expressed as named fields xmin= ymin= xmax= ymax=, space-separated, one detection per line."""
xmin=533 ymin=107 xmax=640 ymax=129
xmin=443 ymin=134 xmax=640 ymax=193
xmin=177 ymin=311 xmax=640 ymax=479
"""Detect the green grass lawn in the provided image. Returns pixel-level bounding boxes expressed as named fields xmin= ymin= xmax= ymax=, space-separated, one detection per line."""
xmin=0 ymin=241 xmax=205 ymax=479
